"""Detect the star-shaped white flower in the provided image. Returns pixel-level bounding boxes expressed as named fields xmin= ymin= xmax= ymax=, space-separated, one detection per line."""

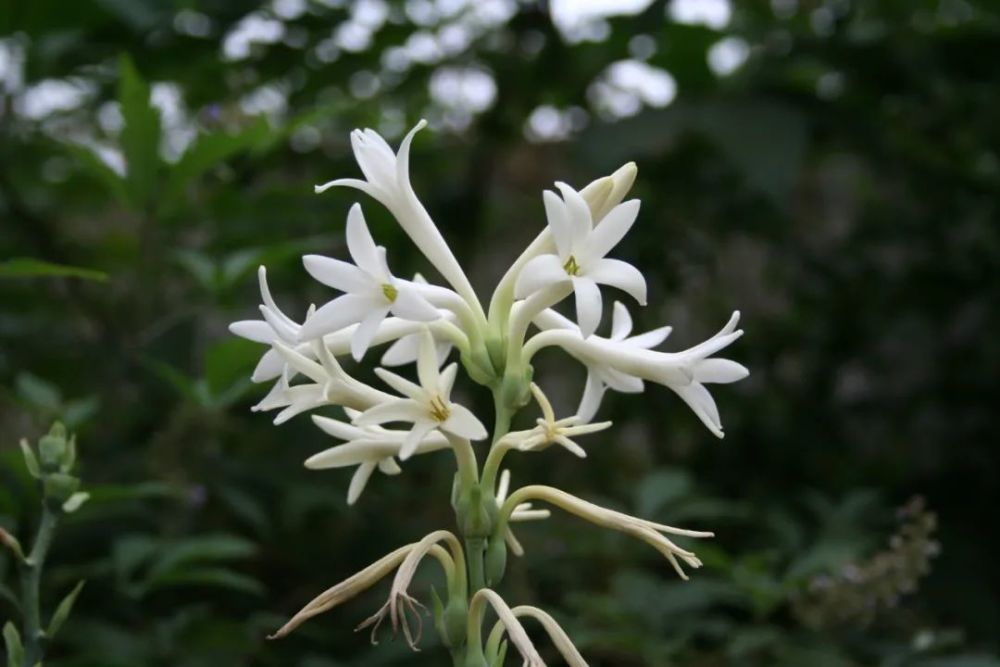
xmin=514 ymin=182 xmax=647 ymax=337
xmin=517 ymin=382 xmax=611 ymax=458
xmin=577 ymin=301 xmax=672 ymax=421
xmin=306 ymin=410 xmax=451 ymax=504
xmin=229 ymin=266 xmax=312 ymax=383
xmin=299 ymin=203 xmax=439 ymax=360
xmin=354 ymin=330 xmax=487 ymax=459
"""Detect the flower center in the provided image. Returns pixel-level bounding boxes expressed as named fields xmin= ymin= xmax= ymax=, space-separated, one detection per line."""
xmin=381 ymin=283 xmax=398 ymax=303
xmin=562 ymin=255 xmax=580 ymax=276
xmin=429 ymin=395 xmax=450 ymax=422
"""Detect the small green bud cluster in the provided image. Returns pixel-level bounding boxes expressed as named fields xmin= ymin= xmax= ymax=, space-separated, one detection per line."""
xmin=18 ymin=422 xmax=89 ymax=515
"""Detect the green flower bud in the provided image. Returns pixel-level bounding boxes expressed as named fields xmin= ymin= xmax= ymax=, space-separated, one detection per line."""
xmin=38 ymin=434 xmax=68 ymax=469
xmin=456 ymin=485 xmax=493 ymax=539
xmin=44 ymin=473 xmax=80 ymax=504
xmin=485 ymin=536 xmax=507 ymax=586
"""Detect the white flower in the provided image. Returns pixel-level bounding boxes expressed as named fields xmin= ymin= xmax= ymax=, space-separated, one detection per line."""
xmin=299 ymin=203 xmax=439 ymax=360
xmin=306 ymin=410 xmax=452 ymax=504
xmin=257 ymin=341 xmax=393 ymax=424
xmin=354 ymin=329 xmax=487 ymax=459
xmin=524 ymin=311 xmax=747 ymax=437
xmin=514 ymin=182 xmax=646 ymax=337
xmin=516 ymin=382 xmax=611 ymax=458
xmin=380 ymin=274 xmax=455 ymax=367
xmin=314 ymin=121 xmax=483 ymax=318
xmin=537 ymin=301 xmax=672 ymax=421
xmin=229 ymin=265 xmax=310 ymax=382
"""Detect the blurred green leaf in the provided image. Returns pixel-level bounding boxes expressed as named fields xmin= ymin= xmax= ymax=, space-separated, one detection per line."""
xmin=163 ymin=117 xmax=272 ymax=207
xmin=3 ymin=622 xmax=23 ymax=667
xmin=0 ymin=258 xmax=108 ymax=282
xmin=146 ymin=567 xmax=264 ymax=596
xmin=47 ymin=580 xmax=86 ymax=638
xmin=147 ymin=534 xmax=257 ymax=579
xmin=118 ymin=53 xmax=161 ymax=211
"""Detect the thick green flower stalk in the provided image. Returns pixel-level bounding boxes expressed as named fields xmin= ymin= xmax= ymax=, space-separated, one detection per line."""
xmin=232 ymin=121 xmax=747 ymax=665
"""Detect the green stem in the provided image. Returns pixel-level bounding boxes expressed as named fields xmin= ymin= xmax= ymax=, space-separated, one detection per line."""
xmin=464 ymin=537 xmax=487 ymax=594
xmin=19 ymin=505 xmax=59 ymax=666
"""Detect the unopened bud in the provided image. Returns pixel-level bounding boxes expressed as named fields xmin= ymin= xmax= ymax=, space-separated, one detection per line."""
xmin=44 ymin=473 xmax=80 ymax=504
xmin=485 ymin=536 xmax=507 ymax=585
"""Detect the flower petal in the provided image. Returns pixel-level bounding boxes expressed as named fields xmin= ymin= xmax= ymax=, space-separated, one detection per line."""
xmin=343 ymin=203 xmax=384 ymax=275
xmin=577 ymin=371 xmax=606 ymax=422
xmin=229 ymin=320 xmax=274 ymax=344
xmin=373 ymin=367 xmax=426 ymax=400
xmin=514 ymin=254 xmax=568 ymax=299
xmin=626 ymin=325 xmax=672 ymax=350
xmin=354 ymin=399 xmax=426 ymax=427
xmin=554 ymin=182 xmax=593 ymax=251
xmin=399 ymin=420 xmax=436 ymax=460
xmin=390 ymin=287 xmax=439 ymax=322
xmin=347 ymin=461 xmax=377 ymax=504
xmin=311 ymin=414 xmax=364 ymax=442
xmin=252 ymin=348 xmax=286 ymax=382
xmin=442 ymin=404 xmax=488 ymax=440
xmin=571 ymin=276 xmax=603 ymax=338
xmin=351 ymin=307 xmax=390 ymax=361
xmin=299 ymin=293 xmax=378 ymax=341
xmin=415 ymin=329 xmax=440 ymax=390
xmin=694 ymin=359 xmax=749 ymax=384
xmin=609 ymin=301 xmax=633 ymax=340
xmin=439 ymin=363 xmax=458 ymax=397
xmin=381 ymin=333 xmax=419 ymax=366
xmin=584 ymin=199 xmax=639 ymax=262
xmin=306 ymin=441 xmax=386 ymax=469
xmin=303 ymin=254 xmax=372 ymax=294
xmin=542 ymin=189 xmax=572 ymax=258
xmin=673 ymin=382 xmax=723 ymax=438
xmin=587 ymin=258 xmax=647 ymax=305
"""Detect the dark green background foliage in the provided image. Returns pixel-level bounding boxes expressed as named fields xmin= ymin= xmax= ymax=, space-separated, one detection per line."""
xmin=1 ymin=0 xmax=998 ymax=665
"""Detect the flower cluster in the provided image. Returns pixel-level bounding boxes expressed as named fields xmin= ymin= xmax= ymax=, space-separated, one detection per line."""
xmin=231 ymin=121 xmax=747 ymax=665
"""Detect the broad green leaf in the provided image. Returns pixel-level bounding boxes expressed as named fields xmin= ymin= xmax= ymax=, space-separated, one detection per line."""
xmin=0 ymin=258 xmax=108 ymax=282
xmin=118 ymin=53 xmax=161 ymax=210
xmin=3 ymin=622 xmax=23 ymax=667
xmin=47 ymin=580 xmax=86 ymax=638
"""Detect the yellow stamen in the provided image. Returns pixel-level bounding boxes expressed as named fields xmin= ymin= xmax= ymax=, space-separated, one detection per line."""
xmin=562 ymin=255 xmax=580 ymax=276
xmin=429 ymin=396 xmax=450 ymax=422
xmin=382 ymin=283 xmax=398 ymax=302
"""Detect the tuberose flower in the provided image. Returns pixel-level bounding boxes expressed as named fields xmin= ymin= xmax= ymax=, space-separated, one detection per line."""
xmin=229 ymin=266 xmax=311 ymax=383
xmin=514 ymin=182 xmax=647 ymax=337
xmin=314 ymin=121 xmax=484 ymax=319
xmin=306 ymin=409 xmax=452 ymax=504
xmin=516 ymin=382 xmax=611 ymax=458
xmin=299 ymin=203 xmax=439 ymax=360
xmin=354 ymin=330 xmax=487 ymax=459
